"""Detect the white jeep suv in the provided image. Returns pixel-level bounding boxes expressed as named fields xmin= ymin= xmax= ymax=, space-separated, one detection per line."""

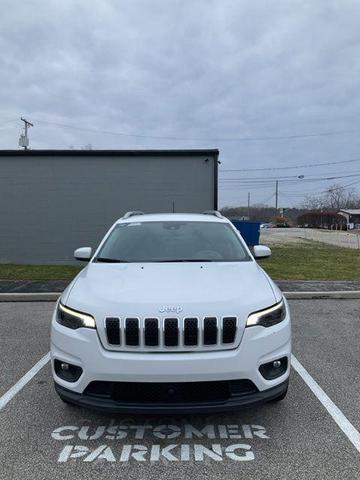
xmin=51 ymin=211 xmax=291 ymax=413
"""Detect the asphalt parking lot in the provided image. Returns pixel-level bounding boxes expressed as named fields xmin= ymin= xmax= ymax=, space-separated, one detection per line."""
xmin=0 ymin=300 xmax=359 ymax=479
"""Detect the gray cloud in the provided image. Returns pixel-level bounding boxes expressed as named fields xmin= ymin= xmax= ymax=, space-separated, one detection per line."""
xmin=1 ymin=0 xmax=360 ymax=207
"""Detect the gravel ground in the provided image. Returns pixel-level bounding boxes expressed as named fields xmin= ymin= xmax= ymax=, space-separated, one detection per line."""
xmin=260 ymin=228 xmax=307 ymax=246
xmin=260 ymin=227 xmax=360 ymax=249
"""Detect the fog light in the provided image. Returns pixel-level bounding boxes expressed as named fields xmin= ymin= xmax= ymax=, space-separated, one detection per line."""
xmin=54 ymin=359 xmax=83 ymax=382
xmin=259 ymin=357 xmax=288 ymax=380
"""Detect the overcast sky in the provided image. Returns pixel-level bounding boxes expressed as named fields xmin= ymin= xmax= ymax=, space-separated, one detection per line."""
xmin=1 ymin=0 xmax=360 ymax=207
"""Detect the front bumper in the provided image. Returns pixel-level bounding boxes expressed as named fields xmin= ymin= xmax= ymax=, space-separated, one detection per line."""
xmin=51 ymin=305 xmax=291 ymax=403
xmin=54 ymin=378 xmax=289 ymax=414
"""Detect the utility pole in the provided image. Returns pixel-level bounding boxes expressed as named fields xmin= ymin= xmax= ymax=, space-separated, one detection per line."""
xmin=247 ymin=192 xmax=250 ymax=219
xmin=275 ymin=180 xmax=279 ymax=210
xmin=19 ymin=117 xmax=33 ymax=150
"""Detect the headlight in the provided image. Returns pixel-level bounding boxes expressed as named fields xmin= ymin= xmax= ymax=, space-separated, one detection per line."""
xmin=246 ymin=299 xmax=286 ymax=328
xmin=56 ymin=302 xmax=96 ymax=330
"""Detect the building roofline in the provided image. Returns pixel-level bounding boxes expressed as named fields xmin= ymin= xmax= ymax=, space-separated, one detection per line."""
xmin=0 ymin=149 xmax=219 ymax=157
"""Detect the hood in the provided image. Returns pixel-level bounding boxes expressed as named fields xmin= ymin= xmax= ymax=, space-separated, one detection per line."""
xmin=64 ymin=261 xmax=280 ymax=320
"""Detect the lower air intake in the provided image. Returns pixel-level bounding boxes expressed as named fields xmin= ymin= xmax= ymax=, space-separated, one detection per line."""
xmin=85 ymin=379 xmax=258 ymax=404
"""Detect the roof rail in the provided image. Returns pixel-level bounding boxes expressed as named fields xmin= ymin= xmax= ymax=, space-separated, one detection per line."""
xmin=122 ymin=211 xmax=145 ymax=219
xmin=202 ymin=210 xmax=223 ymax=218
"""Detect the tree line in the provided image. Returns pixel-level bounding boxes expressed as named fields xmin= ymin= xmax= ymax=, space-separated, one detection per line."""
xmin=221 ymin=184 xmax=360 ymax=226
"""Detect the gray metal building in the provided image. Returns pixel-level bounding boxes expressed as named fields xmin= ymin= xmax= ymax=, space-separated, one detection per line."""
xmin=0 ymin=149 xmax=219 ymax=264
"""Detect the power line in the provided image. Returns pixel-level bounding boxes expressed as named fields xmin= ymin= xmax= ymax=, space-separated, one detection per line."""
xmin=219 ymin=176 xmax=360 ymax=197
xmin=280 ymin=183 xmax=360 ymax=196
xmin=280 ymin=178 xmax=360 ymax=199
xmin=339 ymin=177 xmax=360 ymax=189
xmin=221 ymin=156 xmax=360 ymax=172
xmin=258 ymin=193 xmax=275 ymax=204
xmin=219 ymin=173 xmax=360 ymax=182
xmin=222 ymin=178 xmax=360 ymax=207
xmin=219 ymin=168 xmax=360 ymax=180
xmin=0 ymin=119 xmax=18 ymax=130
xmin=30 ymin=117 xmax=360 ymax=143
xmin=219 ymin=173 xmax=360 ymax=187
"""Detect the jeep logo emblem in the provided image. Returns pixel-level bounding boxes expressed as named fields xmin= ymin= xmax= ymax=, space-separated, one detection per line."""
xmin=159 ymin=306 xmax=183 ymax=314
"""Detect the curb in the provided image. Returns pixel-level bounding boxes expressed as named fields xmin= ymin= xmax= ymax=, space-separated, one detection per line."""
xmin=283 ymin=291 xmax=360 ymax=299
xmin=0 ymin=293 xmax=60 ymax=302
xmin=1 ymin=291 xmax=360 ymax=302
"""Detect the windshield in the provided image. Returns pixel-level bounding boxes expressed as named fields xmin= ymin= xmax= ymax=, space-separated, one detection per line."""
xmin=95 ymin=221 xmax=250 ymax=263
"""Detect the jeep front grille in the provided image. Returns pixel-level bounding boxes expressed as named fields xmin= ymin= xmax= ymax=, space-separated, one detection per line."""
xmin=105 ymin=318 xmax=121 ymax=345
xmin=103 ymin=316 xmax=240 ymax=352
xmin=144 ymin=318 xmax=158 ymax=346
xmin=125 ymin=318 xmax=139 ymax=346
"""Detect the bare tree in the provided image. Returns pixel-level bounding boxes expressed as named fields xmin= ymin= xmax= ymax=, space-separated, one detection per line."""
xmin=301 ymin=184 xmax=360 ymax=210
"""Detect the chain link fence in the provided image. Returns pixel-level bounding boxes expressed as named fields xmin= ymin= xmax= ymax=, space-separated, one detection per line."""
xmin=303 ymin=229 xmax=360 ymax=249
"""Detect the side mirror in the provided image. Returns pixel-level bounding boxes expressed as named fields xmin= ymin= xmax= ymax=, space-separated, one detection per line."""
xmin=74 ymin=247 xmax=92 ymax=262
xmin=253 ymin=245 xmax=271 ymax=259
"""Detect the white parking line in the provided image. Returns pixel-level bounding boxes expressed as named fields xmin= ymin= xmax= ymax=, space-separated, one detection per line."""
xmin=291 ymin=354 xmax=360 ymax=453
xmin=0 ymin=352 xmax=50 ymax=411
xmin=1 ymin=350 xmax=360 ymax=456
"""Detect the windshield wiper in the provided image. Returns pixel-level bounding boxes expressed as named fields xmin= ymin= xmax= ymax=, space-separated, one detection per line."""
xmin=95 ymin=257 xmax=128 ymax=263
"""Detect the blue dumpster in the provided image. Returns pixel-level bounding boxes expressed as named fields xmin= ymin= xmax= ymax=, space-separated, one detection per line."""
xmin=230 ymin=219 xmax=261 ymax=247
